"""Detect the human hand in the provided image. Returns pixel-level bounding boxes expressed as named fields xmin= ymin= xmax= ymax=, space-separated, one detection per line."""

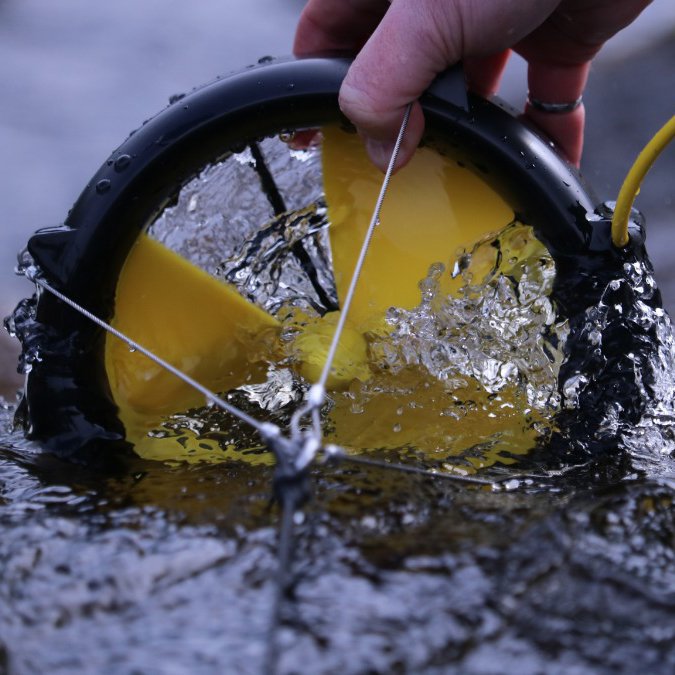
xmin=294 ymin=0 xmax=652 ymax=170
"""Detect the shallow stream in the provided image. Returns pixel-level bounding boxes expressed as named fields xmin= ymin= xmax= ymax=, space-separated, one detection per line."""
xmin=1 ymin=388 xmax=675 ymax=673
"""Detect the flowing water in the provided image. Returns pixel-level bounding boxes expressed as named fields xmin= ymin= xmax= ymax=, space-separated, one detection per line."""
xmin=2 ymin=136 xmax=675 ymax=674
xmin=2 ymin=380 xmax=675 ymax=673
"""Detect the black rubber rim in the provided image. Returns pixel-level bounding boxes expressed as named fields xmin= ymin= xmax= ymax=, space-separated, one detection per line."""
xmin=21 ymin=56 xmax=617 ymax=461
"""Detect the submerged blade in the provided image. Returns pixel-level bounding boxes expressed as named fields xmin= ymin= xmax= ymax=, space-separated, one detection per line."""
xmin=322 ymin=126 xmax=514 ymax=331
xmin=105 ymin=235 xmax=279 ymax=437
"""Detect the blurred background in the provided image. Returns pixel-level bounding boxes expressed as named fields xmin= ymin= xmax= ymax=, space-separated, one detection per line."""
xmin=1 ymin=0 xmax=673 ymax=395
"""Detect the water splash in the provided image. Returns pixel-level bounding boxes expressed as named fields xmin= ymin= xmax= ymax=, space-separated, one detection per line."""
xmin=371 ymin=223 xmax=567 ymax=412
xmin=148 ymin=136 xmax=325 ymax=283
xmin=218 ymin=199 xmax=337 ymax=316
xmin=3 ymin=295 xmax=39 ymax=375
xmin=559 ymin=254 xmax=675 ymax=475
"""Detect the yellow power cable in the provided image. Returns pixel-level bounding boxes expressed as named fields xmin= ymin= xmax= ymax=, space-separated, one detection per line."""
xmin=611 ymin=115 xmax=675 ymax=247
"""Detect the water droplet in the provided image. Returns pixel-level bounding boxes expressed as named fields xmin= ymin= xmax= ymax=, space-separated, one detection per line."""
xmin=257 ymin=55 xmax=274 ymax=64
xmin=361 ymin=515 xmax=377 ymax=529
xmin=114 ymin=154 xmax=131 ymax=172
xmin=95 ymin=179 xmax=111 ymax=194
xmin=128 ymin=346 xmax=136 ymax=353
xmin=168 ymin=92 xmax=186 ymax=104
xmin=392 ymin=423 xmax=402 ymax=433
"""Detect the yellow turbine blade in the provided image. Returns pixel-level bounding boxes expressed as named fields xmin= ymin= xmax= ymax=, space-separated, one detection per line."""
xmin=322 ymin=127 xmax=514 ymax=331
xmin=105 ymin=235 xmax=279 ymax=443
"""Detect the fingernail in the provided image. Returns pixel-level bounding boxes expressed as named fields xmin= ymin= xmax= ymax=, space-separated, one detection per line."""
xmin=364 ymin=137 xmax=395 ymax=173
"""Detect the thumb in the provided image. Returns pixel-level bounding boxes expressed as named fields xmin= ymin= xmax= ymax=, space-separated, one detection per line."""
xmin=339 ymin=0 xmax=460 ymax=171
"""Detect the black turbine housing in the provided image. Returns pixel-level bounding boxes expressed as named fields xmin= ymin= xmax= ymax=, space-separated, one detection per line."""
xmin=8 ymin=57 xmax=661 ymax=464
